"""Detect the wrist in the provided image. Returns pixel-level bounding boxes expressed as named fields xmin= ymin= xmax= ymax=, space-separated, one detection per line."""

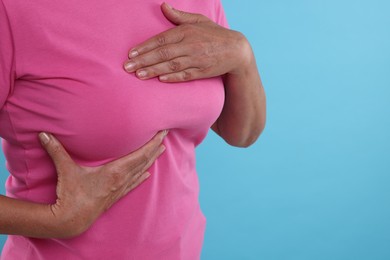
xmin=0 ymin=195 xmax=85 ymax=238
xmin=34 ymin=203 xmax=82 ymax=238
xmin=228 ymin=31 xmax=255 ymax=76
xmin=47 ymin=202 xmax=93 ymax=238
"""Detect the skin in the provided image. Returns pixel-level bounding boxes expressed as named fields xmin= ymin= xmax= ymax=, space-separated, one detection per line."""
xmin=124 ymin=3 xmax=266 ymax=147
xmin=0 ymin=131 xmax=167 ymax=238
xmin=0 ymin=3 xmax=266 ymax=239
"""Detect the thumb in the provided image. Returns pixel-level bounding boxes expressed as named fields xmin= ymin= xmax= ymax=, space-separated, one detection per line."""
xmin=39 ymin=132 xmax=75 ymax=170
xmin=161 ymin=2 xmax=207 ymax=25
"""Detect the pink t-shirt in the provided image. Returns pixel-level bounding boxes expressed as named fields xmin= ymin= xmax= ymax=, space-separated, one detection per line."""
xmin=0 ymin=0 xmax=227 ymax=259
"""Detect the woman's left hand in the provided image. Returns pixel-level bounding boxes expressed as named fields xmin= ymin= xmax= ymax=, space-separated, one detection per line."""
xmin=124 ymin=3 xmax=266 ymax=147
xmin=123 ymin=2 xmax=252 ymax=82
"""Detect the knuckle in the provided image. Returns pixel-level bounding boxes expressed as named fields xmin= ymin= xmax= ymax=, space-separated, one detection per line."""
xmin=182 ymin=70 xmax=193 ymax=81
xmin=51 ymin=143 xmax=62 ymax=155
xmin=107 ymin=172 xmax=122 ymax=192
xmin=141 ymin=153 xmax=151 ymax=167
xmin=132 ymin=152 xmax=146 ymax=169
xmin=158 ymin=47 xmax=171 ymax=61
xmin=108 ymin=166 xmax=123 ymax=183
xmin=137 ymin=151 xmax=154 ymax=171
xmin=168 ymin=60 xmax=181 ymax=72
xmin=156 ymin=35 xmax=167 ymax=47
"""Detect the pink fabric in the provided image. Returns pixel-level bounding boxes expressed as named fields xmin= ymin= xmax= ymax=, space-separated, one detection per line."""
xmin=0 ymin=0 xmax=228 ymax=259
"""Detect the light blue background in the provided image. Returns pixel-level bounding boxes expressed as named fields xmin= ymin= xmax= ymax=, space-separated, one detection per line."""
xmin=1 ymin=0 xmax=389 ymax=259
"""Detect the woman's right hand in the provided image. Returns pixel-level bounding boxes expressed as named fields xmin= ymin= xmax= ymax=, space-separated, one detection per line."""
xmin=38 ymin=130 xmax=168 ymax=238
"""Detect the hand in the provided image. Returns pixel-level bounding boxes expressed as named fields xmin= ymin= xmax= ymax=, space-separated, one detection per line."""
xmin=38 ymin=130 xmax=168 ymax=237
xmin=123 ymin=2 xmax=253 ymax=82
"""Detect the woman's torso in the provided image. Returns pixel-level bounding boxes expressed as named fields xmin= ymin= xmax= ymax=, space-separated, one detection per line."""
xmin=0 ymin=0 xmax=226 ymax=259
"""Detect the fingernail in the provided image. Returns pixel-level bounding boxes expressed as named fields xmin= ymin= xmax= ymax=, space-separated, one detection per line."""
xmin=137 ymin=70 xmax=147 ymax=78
xmin=39 ymin=132 xmax=50 ymax=145
xmin=165 ymin=2 xmax=173 ymax=10
xmin=124 ymin=61 xmax=136 ymax=72
xmin=163 ymin=129 xmax=169 ymax=137
xmin=129 ymin=50 xmax=139 ymax=58
xmin=159 ymin=75 xmax=168 ymax=82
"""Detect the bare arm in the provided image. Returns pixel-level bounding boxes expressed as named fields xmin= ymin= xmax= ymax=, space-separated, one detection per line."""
xmin=0 ymin=131 xmax=167 ymax=238
xmin=0 ymin=196 xmax=60 ymax=238
xmin=212 ymin=36 xmax=266 ymax=147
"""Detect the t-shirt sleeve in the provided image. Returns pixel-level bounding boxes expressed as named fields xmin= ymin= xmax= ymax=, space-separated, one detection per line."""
xmin=0 ymin=1 xmax=15 ymax=109
xmin=214 ymin=0 xmax=229 ymax=28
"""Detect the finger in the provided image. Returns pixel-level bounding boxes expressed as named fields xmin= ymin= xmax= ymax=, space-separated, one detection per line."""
xmin=140 ymin=144 xmax=165 ymax=172
xmin=39 ymin=132 xmax=75 ymax=169
xmin=126 ymin=143 xmax=165 ymax=176
xmin=111 ymin=142 xmax=163 ymax=179
xmin=108 ymin=171 xmax=151 ymax=208
xmin=127 ymin=3 xmax=211 ymax=60
xmin=161 ymin=2 xmax=209 ymax=25
xmin=107 ymin=130 xmax=168 ymax=172
xmin=124 ymin=171 xmax=151 ymax=194
xmin=128 ymin=131 xmax=168 ymax=171
xmin=128 ymin=28 xmax=185 ymax=59
xmin=125 ymin=44 xmax=189 ymax=73
xmin=159 ymin=68 xmax=205 ymax=83
xmin=108 ymin=171 xmax=151 ymax=209
xmin=134 ymin=57 xmax=198 ymax=80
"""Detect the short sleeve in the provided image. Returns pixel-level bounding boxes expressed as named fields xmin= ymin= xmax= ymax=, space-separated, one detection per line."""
xmin=0 ymin=0 xmax=15 ymax=109
xmin=214 ymin=0 xmax=229 ymax=28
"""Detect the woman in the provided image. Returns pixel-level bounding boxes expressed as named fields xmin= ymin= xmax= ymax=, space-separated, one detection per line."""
xmin=0 ymin=1 xmax=265 ymax=259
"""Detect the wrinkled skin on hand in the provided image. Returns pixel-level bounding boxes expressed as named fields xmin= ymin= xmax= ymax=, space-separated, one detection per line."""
xmin=124 ymin=3 xmax=252 ymax=83
xmin=39 ymin=130 xmax=168 ymax=237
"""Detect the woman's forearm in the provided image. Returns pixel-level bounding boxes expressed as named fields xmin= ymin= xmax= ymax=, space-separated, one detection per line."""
xmin=0 ymin=195 xmax=69 ymax=238
xmin=212 ymin=35 xmax=266 ymax=147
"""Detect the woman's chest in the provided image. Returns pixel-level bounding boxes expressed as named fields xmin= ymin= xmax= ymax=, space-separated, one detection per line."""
xmin=0 ymin=0 xmax=225 ymax=164
xmin=2 ymin=66 xmax=224 ymax=164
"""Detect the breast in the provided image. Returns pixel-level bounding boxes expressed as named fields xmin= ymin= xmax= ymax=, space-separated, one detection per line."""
xmin=2 ymin=0 xmax=225 ymax=165
xmin=6 ymin=63 xmax=224 ymax=165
